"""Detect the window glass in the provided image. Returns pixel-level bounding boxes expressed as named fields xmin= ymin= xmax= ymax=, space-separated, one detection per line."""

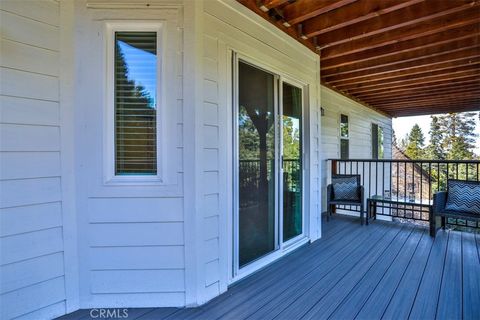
xmin=114 ymin=32 xmax=157 ymax=175
xmin=340 ymin=114 xmax=349 ymax=138
xmin=372 ymin=123 xmax=384 ymax=159
xmin=340 ymin=114 xmax=349 ymax=159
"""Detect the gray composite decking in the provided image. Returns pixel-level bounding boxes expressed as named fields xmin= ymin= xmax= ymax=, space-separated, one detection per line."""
xmin=58 ymin=216 xmax=480 ymax=320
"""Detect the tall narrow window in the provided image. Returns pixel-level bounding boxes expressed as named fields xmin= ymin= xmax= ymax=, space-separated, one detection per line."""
xmin=372 ymin=124 xmax=384 ymax=159
xmin=114 ymin=31 xmax=157 ymax=175
xmin=340 ymin=114 xmax=349 ymax=159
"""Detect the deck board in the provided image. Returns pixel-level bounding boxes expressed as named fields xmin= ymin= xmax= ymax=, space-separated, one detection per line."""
xmin=462 ymin=232 xmax=480 ymax=320
xmin=300 ymin=225 xmax=412 ymax=320
xmin=437 ymin=231 xmax=463 ymax=319
xmin=331 ymin=227 xmax=424 ymax=320
xmin=228 ymin=221 xmax=390 ymax=320
xmin=372 ymin=229 xmax=433 ymax=320
xmin=56 ymin=216 xmax=480 ymax=320
xmin=408 ymin=229 xmax=449 ymax=320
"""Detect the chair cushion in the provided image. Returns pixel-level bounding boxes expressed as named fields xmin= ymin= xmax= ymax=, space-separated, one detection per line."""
xmin=333 ymin=176 xmax=359 ymax=201
xmin=445 ymin=180 xmax=480 ymax=215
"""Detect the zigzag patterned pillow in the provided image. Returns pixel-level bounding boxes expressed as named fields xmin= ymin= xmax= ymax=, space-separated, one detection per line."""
xmin=445 ymin=180 xmax=480 ymax=214
xmin=333 ymin=176 xmax=359 ymax=201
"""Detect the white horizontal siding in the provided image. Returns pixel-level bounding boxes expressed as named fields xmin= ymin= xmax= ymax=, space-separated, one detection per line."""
xmin=1 ymin=68 xmax=59 ymax=101
xmin=198 ymin=0 xmax=321 ymax=305
xmin=0 ymin=96 xmax=59 ymax=126
xmin=0 ymin=1 xmax=66 ymax=319
xmin=88 ymin=197 xmax=183 ymax=223
xmin=1 ymin=277 xmax=65 ymax=319
xmin=0 ymin=10 xmax=59 ymax=50
xmin=0 ymin=227 xmax=63 ymax=266
xmin=1 ymin=39 xmax=59 ymax=76
xmin=0 ymin=123 xmax=60 ymax=152
xmin=88 ymin=223 xmax=184 ymax=247
xmin=90 ymin=270 xmax=185 ymax=293
xmin=90 ymin=246 xmax=185 ymax=270
xmin=0 ymin=178 xmax=62 ymax=208
xmin=0 ymin=0 xmax=59 ymax=27
xmin=320 ymin=85 xmax=393 ymax=212
xmin=0 ymin=152 xmax=61 ymax=180
xmin=73 ymin=3 xmax=186 ymax=307
xmin=0 ymin=203 xmax=62 ymax=237
xmin=1 ymin=252 xmax=64 ymax=294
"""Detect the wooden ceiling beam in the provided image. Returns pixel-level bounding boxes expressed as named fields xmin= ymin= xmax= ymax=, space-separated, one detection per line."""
xmin=382 ymin=101 xmax=480 ymax=111
xmin=282 ymin=0 xmax=357 ymax=26
xmin=383 ymin=101 xmax=480 ymax=110
xmin=321 ymin=26 xmax=479 ymax=70
xmin=299 ymin=0 xmax=422 ymax=36
xmin=356 ymin=79 xmax=480 ymax=99
xmin=387 ymin=105 xmax=480 ymax=117
xmin=259 ymin=0 xmax=291 ymax=11
xmin=376 ymin=95 xmax=480 ymax=108
xmin=363 ymin=86 xmax=480 ymax=104
xmin=325 ymin=56 xmax=480 ymax=85
xmin=346 ymin=74 xmax=480 ymax=96
xmin=346 ymin=72 xmax=480 ymax=95
xmin=344 ymin=68 xmax=480 ymax=92
xmin=323 ymin=43 xmax=480 ymax=78
xmin=320 ymin=8 xmax=480 ymax=59
xmin=309 ymin=0 xmax=476 ymax=45
xmin=334 ymin=64 xmax=480 ymax=90
xmin=236 ymin=0 xmax=317 ymax=51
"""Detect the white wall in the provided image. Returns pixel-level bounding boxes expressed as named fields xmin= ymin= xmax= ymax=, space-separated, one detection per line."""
xmin=0 ymin=0 xmax=394 ymax=317
xmin=0 ymin=1 xmax=68 ymax=319
xmin=74 ymin=0 xmax=186 ymax=308
xmin=320 ymin=85 xmax=393 ymax=211
xmin=197 ymin=0 xmax=322 ymax=303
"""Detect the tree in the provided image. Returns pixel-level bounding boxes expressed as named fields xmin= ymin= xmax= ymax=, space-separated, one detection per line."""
xmin=425 ymin=115 xmax=445 ymax=160
xmin=404 ymin=124 xmax=425 ymax=159
xmin=438 ymin=112 xmax=478 ymax=160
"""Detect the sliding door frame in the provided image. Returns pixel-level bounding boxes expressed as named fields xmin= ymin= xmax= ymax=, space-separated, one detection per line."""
xmin=230 ymin=51 xmax=309 ymax=283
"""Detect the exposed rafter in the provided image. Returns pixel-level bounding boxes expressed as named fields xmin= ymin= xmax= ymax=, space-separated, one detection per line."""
xmin=237 ymin=0 xmax=480 ymax=117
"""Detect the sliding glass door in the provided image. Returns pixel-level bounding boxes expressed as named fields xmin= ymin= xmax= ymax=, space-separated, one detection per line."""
xmin=237 ymin=61 xmax=277 ymax=267
xmin=282 ymin=83 xmax=303 ymax=242
xmin=235 ymin=58 xmax=304 ymax=273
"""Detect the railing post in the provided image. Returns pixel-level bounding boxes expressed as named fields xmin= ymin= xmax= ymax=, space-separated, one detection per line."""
xmin=331 ymin=159 xmax=338 ymax=176
xmin=331 ymin=160 xmax=337 ymax=214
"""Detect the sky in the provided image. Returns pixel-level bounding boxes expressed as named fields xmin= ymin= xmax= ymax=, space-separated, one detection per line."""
xmin=118 ymin=40 xmax=157 ymax=108
xmin=392 ymin=113 xmax=480 ymax=154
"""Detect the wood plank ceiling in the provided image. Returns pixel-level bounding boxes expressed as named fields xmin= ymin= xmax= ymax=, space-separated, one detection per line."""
xmin=237 ymin=0 xmax=480 ymax=117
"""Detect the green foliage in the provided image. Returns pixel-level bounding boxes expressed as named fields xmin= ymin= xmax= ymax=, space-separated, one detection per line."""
xmin=425 ymin=116 xmax=445 ymax=160
xmin=404 ymin=124 xmax=425 ymax=160
xmin=438 ymin=112 xmax=478 ymax=160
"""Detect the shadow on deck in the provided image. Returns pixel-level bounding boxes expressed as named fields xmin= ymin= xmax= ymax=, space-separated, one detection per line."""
xmin=58 ymin=215 xmax=480 ymax=320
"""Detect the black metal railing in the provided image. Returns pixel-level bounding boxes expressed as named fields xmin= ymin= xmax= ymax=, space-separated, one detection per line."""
xmin=328 ymin=159 xmax=480 ymax=228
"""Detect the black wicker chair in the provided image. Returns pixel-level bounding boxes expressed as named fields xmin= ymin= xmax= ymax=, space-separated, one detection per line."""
xmin=432 ymin=179 xmax=480 ymax=236
xmin=327 ymin=174 xmax=365 ymax=225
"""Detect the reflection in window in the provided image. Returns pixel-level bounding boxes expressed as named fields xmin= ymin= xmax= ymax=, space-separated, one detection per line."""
xmin=114 ymin=32 xmax=157 ymax=175
xmin=372 ymin=123 xmax=384 ymax=159
xmin=282 ymin=83 xmax=302 ymax=242
xmin=238 ymin=61 xmax=276 ymax=267
xmin=340 ymin=114 xmax=349 ymax=159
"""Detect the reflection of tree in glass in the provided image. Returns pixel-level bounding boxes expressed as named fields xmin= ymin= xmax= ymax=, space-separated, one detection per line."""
xmin=283 ymin=116 xmax=300 ymax=159
xmin=115 ymin=38 xmax=157 ymax=175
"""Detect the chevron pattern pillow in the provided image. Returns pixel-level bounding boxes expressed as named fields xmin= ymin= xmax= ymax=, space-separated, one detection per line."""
xmin=333 ymin=176 xmax=359 ymax=201
xmin=445 ymin=180 xmax=480 ymax=214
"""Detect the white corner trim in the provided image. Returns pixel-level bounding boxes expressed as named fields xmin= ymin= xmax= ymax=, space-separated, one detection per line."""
xmin=59 ymin=0 xmax=80 ymax=313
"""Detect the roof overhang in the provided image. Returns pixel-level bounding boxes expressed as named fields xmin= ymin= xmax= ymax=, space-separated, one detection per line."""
xmin=237 ymin=0 xmax=480 ymax=117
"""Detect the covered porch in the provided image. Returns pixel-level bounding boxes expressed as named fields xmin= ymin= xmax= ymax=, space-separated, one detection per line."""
xmin=60 ymin=215 xmax=480 ymax=320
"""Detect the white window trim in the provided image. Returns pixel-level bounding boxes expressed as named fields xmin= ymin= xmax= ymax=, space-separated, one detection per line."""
xmin=104 ymin=21 xmax=165 ymax=185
